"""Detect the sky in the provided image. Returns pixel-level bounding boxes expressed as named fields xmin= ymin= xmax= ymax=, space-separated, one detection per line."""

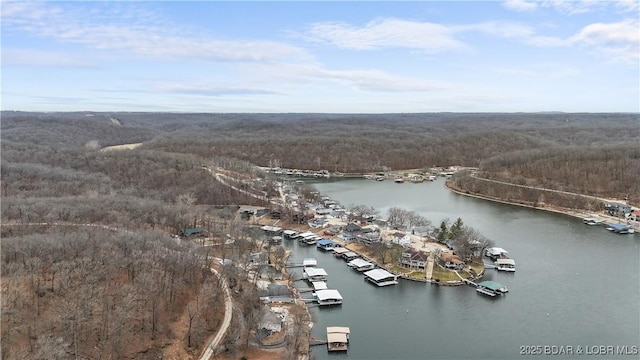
xmin=1 ymin=0 xmax=639 ymax=113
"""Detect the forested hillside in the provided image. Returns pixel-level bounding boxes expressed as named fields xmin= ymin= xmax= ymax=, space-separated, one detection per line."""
xmin=1 ymin=111 xmax=637 ymax=358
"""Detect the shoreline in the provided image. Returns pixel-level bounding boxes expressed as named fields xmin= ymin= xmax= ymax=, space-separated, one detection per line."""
xmin=443 ymin=180 xmax=637 ymax=229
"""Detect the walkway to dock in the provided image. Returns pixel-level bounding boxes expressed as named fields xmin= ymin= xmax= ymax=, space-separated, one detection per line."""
xmin=425 ymin=255 xmax=435 ymax=281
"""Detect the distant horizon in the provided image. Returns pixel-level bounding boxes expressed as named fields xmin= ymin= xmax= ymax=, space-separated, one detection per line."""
xmin=3 ymin=109 xmax=639 ymax=115
xmin=3 ymin=1 xmax=639 ymax=112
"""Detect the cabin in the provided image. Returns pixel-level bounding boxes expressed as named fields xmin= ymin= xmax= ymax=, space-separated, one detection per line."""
xmin=399 ymin=249 xmax=428 ymax=270
xmin=261 ymin=225 xmax=283 ymax=236
xmin=308 ymin=217 xmax=328 ymax=229
xmin=326 ymin=327 xmax=350 ymax=352
xmin=342 ymin=223 xmax=363 ymax=237
xmin=411 ymin=226 xmax=432 ymax=237
xmin=258 ymin=265 xmax=284 ymax=280
xmin=259 ymin=309 xmax=284 ymax=334
xmin=604 ymin=202 xmax=632 ymax=217
xmin=356 ymin=231 xmax=381 ymax=246
xmin=390 ymin=232 xmax=411 ymax=247
xmin=364 ymin=268 xmax=398 ymax=287
xmin=317 ymin=239 xmax=340 ymax=251
xmin=314 ymin=289 xmax=343 ymax=306
xmin=495 ymin=258 xmax=516 ymax=272
xmin=303 ymin=267 xmax=328 ymax=282
xmin=179 ymin=227 xmax=205 ymax=238
xmin=347 ymin=258 xmax=375 ymax=272
xmin=439 ymin=252 xmax=464 ymax=270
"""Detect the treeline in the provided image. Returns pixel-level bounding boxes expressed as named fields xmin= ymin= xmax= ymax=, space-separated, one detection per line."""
xmin=1 ymin=227 xmax=222 ymax=360
xmin=476 ymin=144 xmax=640 ymax=204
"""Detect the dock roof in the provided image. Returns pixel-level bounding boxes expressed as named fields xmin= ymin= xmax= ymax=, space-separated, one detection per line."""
xmin=327 ymin=332 xmax=348 ymax=343
xmin=261 ymin=225 xmax=282 ymax=232
xmin=495 ymin=258 xmax=516 ymax=265
xmin=364 ymin=268 xmax=396 ymax=281
xmin=348 ymin=258 xmax=373 ymax=268
xmin=342 ymin=251 xmax=359 ymax=258
xmin=486 ymin=247 xmax=508 ymax=255
xmin=326 ymin=326 xmax=350 ymax=335
xmin=333 ymin=247 xmax=349 ymax=255
xmin=302 ymin=258 xmax=317 ymax=267
xmin=478 ymin=281 xmax=506 ymax=291
xmin=315 ymin=289 xmax=342 ymax=301
xmin=312 ymin=281 xmax=328 ymax=290
xmin=608 ymin=224 xmax=630 ymax=230
xmin=317 ymin=239 xmax=337 ymax=246
xmin=283 ymin=229 xmax=298 ymax=236
xmin=304 ymin=267 xmax=328 ymax=277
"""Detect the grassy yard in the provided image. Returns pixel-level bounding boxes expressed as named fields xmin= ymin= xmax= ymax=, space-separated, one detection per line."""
xmin=431 ymin=265 xmax=463 ymax=282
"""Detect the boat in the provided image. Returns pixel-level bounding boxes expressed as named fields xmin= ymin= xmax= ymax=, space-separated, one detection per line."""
xmin=428 ymin=175 xmax=437 ymax=181
xmin=606 ymin=223 xmax=635 ymax=234
xmin=347 ymin=258 xmax=375 ymax=272
xmin=326 ymin=326 xmax=350 ymax=352
xmin=375 ymin=176 xmax=385 ymax=181
xmin=282 ymin=229 xmax=299 ymax=239
xmin=363 ymin=268 xmax=398 ymax=287
xmin=394 ymin=178 xmax=405 ymax=183
xmin=495 ymin=258 xmax=516 ymax=272
xmin=314 ymin=289 xmax=343 ymax=306
xmin=583 ymin=218 xmax=603 ymax=226
xmin=476 ymin=281 xmax=509 ymax=297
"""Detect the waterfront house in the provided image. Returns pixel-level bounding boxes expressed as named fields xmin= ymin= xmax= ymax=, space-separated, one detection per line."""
xmin=308 ymin=217 xmax=328 ymax=228
xmin=261 ymin=225 xmax=283 ymax=236
xmin=399 ymin=249 xmax=428 ymax=270
xmin=259 ymin=309 xmax=284 ymax=334
xmin=411 ymin=226 xmax=432 ymax=237
xmin=356 ymin=231 xmax=381 ymax=246
xmin=439 ymin=252 xmax=464 ymax=270
xmin=604 ymin=202 xmax=632 ymax=217
xmin=258 ymin=265 xmax=284 ymax=280
xmin=342 ymin=223 xmax=363 ymax=238
xmin=390 ymin=232 xmax=411 ymax=247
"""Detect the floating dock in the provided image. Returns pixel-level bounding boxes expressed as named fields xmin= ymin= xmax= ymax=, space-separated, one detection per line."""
xmin=326 ymin=326 xmax=350 ymax=352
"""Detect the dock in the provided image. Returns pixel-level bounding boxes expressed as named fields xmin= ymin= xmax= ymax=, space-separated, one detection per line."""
xmin=326 ymin=326 xmax=350 ymax=352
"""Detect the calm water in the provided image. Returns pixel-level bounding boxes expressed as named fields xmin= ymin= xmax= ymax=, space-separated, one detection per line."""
xmin=284 ymin=178 xmax=639 ymax=360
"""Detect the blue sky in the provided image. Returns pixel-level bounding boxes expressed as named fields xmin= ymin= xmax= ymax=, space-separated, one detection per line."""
xmin=2 ymin=0 xmax=639 ymax=113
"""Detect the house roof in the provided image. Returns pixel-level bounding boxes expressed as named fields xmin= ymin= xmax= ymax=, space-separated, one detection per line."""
xmin=183 ymin=227 xmax=204 ymax=235
xmin=344 ymin=223 xmax=362 ymax=232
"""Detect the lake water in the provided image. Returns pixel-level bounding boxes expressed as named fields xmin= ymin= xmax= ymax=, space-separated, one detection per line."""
xmin=284 ymin=178 xmax=639 ymax=360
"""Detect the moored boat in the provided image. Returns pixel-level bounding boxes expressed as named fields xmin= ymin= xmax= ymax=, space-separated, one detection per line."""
xmin=476 ymin=281 xmax=508 ymax=297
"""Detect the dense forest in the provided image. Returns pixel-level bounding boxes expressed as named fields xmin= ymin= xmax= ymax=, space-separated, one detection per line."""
xmin=1 ymin=111 xmax=638 ymax=358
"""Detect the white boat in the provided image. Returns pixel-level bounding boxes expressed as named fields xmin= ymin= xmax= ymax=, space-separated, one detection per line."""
xmin=606 ymin=224 xmax=635 ymax=234
xmin=428 ymin=175 xmax=437 ymax=181
xmin=495 ymin=258 xmax=516 ymax=272
xmin=394 ymin=178 xmax=405 ymax=183
xmin=314 ymin=289 xmax=343 ymax=306
xmin=583 ymin=218 xmax=602 ymax=226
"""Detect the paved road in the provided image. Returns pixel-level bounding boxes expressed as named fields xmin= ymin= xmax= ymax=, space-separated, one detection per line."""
xmin=199 ymin=266 xmax=233 ymax=360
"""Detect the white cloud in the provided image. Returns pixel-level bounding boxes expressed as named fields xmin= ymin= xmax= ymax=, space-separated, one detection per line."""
xmin=569 ymin=19 xmax=640 ymax=63
xmin=302 ymin=18 xmax=468 ymax=52
xmin=154 ymin=83 xmax=280 ymax=96
xmin=2 ymin=49 xmax=98 ymax=68
xmin=502 ymin=0 xmax=538 ymax=12
xmin=1 ymin=2 xmax=312 ymax=64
